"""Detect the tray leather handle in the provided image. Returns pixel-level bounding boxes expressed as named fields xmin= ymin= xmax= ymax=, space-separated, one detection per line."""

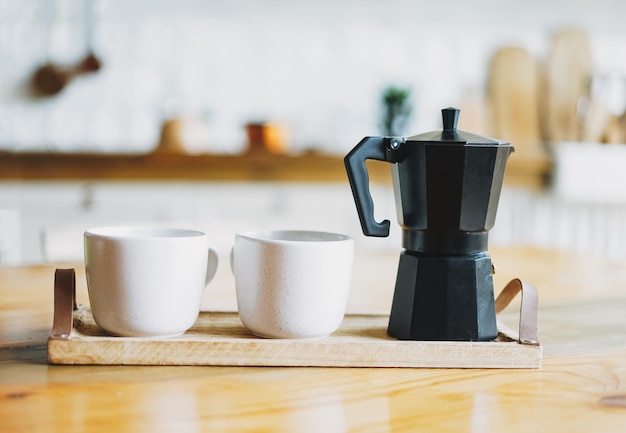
xmin=51 ymin=268 xmax=77 ymax=339
xmin=495 ymin=278 xmax=540 ymax=346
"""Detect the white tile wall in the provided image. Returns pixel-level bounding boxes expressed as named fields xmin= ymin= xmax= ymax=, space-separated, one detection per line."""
xmin=1 ymin=0 xmax=626 ymax=154
xmin=4 ymin=179 xmax=626 ymax=265
xmin=492 ymin=186 xmax=626 ymax=263
xmin=3 ymin=1 xmax=626 ymax=265
xmin=0 ymin=181 xmax=401 ymax=264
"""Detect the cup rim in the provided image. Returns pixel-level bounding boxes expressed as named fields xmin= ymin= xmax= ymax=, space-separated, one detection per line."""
xmin=236 ymin=229 xmax=352 ymax=243
xmin=85 ymin=226 xmax=207 ymax=239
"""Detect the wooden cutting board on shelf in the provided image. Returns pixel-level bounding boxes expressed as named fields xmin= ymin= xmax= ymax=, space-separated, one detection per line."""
xmin=542 ymin=27 xmax=593 ymax=143
xmin=487 ymin=46 xmax=543 ymax=157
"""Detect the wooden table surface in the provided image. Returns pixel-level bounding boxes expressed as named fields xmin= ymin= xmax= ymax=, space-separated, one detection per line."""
xmin=2 ymin=247 xmax=626 ymax=432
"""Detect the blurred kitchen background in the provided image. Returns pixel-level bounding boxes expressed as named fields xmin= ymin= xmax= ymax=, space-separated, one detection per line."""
xmin=2 ymin=0 xmax=626 ymax=266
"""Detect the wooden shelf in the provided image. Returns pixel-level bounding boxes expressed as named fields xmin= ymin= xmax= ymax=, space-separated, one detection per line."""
xmin=0 ymin=151 xmax=551 ymax=187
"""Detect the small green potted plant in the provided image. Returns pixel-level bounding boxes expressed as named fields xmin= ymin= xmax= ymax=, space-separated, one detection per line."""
xmin=380 ymin=86 xmax=412 ymax=136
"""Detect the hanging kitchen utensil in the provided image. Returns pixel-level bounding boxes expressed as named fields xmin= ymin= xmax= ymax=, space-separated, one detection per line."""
xmin=31 ymin=0 xmax=102 ymax=97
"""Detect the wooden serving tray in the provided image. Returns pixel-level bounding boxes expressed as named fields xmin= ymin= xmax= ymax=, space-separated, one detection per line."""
xmin=48 ymin=269 xmax=542 ymax=368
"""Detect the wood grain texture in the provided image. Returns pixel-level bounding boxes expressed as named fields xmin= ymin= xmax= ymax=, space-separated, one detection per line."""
xmin=48 ymin=310 xmax=541 ymax=368
xmin=4 ymin=248 xmax=626 ymax=433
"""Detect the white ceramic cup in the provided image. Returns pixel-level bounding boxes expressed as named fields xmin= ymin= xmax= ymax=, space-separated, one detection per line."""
xmin=232 ymin=230 xmax=354 ymax=339
xmin=84 ymin=226 xmax=218 ymax=338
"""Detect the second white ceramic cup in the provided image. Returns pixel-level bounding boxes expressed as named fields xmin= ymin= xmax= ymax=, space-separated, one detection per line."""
xmin=232 ymin=230 xmax=354 ymax=339
xmin=84 ymin=226 xmax=218 ymax=338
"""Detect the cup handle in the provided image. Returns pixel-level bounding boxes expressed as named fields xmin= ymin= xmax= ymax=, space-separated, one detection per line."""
xmin=205 ymin=247 xmax=219 ymax=286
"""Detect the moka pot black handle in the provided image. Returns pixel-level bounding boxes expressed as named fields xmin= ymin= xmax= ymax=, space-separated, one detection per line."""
xmin=344 ymin=136 xmax=402 ymax=237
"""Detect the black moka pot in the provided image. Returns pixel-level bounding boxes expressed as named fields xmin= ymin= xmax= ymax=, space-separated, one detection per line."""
xmin=344 ymin=107 xmax=514 ymax=341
